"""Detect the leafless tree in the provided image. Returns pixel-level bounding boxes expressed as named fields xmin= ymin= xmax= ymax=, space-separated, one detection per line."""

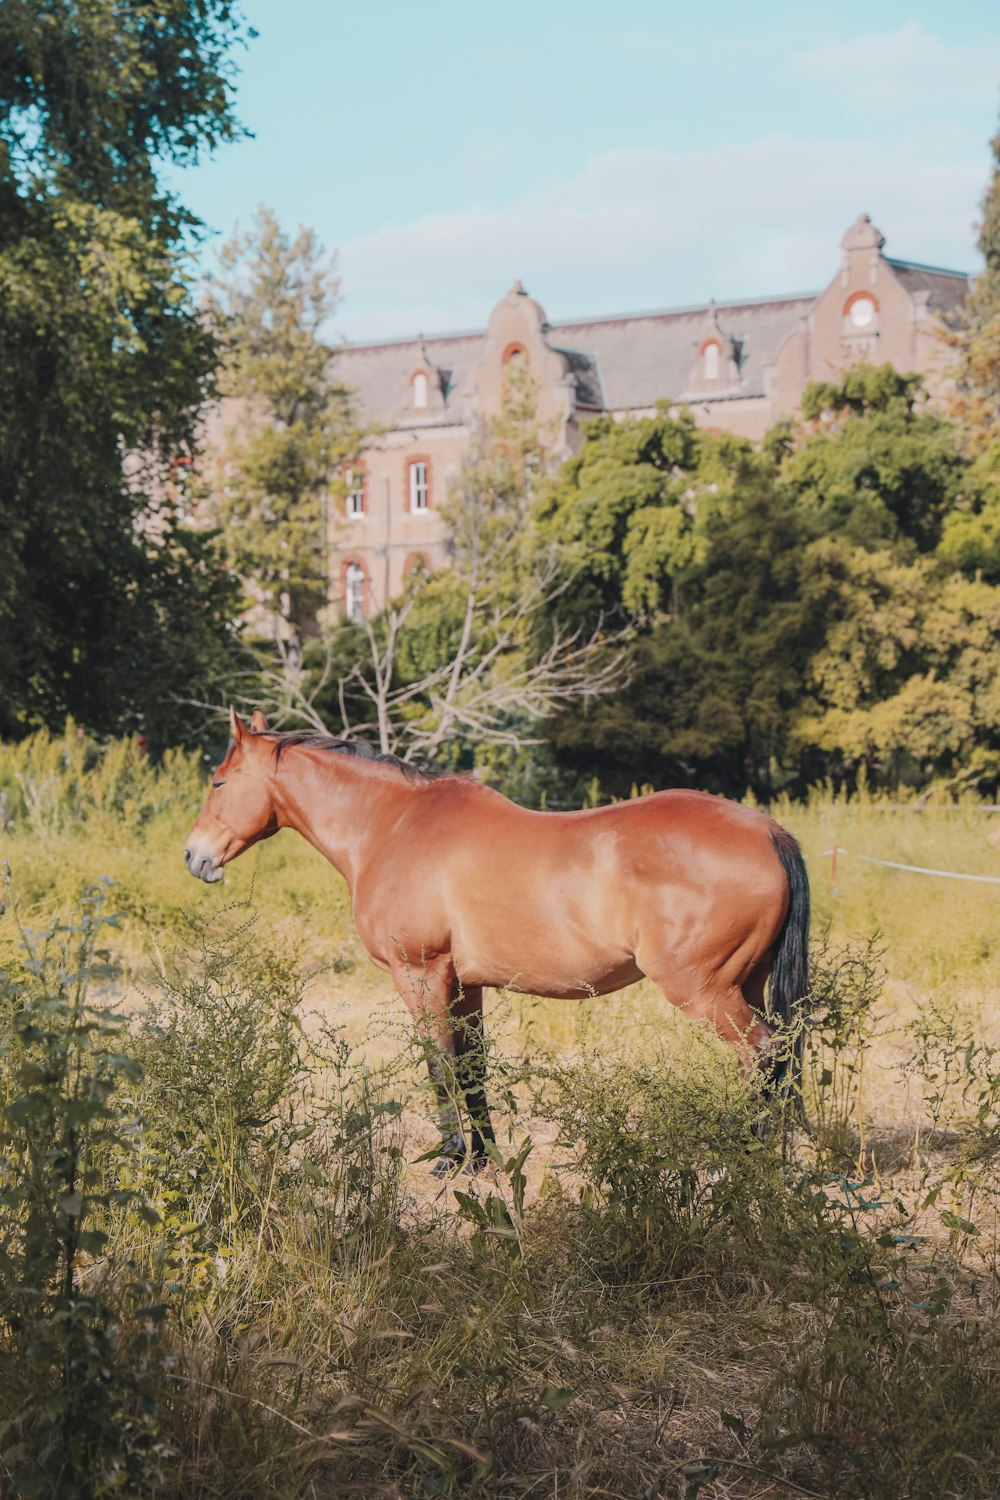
xmin=248 ymin=553 xmax=629 ymax=764
xmin=228 ymin=367 xmax=631 ymax=762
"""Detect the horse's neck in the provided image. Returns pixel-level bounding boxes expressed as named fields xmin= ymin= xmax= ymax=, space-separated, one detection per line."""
xmin=273 ymin=749 xmax=400 ymax=889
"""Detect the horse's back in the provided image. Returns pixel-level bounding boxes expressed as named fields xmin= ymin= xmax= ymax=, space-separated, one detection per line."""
xmin=391 ymin=782 xmax=790 ymax=997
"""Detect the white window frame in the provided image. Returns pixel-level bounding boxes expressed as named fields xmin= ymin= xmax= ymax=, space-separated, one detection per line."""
xmin=703 ymin=341 xmax=720 ymax=381
xmin=345 ymin=468 xmax=365 ymax=519
xmin=409 ymin=460 xmax=430 ymax=514
xmin=412 ymin=371 xmax=428 ymax=409
xmin=345 ymin=562 xmax=366 ymax=621
xmin=848 ymin=295 xmax=877 ymax=329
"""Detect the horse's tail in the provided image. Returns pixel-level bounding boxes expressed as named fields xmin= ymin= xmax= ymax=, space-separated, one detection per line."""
xmin=767 ymin=827 xmax=811 ymax=1100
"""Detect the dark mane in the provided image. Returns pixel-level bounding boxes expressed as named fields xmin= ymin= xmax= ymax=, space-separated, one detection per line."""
xmin=261 ymin=729 xmax=441 ymax=783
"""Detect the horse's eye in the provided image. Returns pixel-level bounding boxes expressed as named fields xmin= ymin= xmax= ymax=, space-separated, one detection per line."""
xmin=212 ymin=780 xmax=225 ymax=790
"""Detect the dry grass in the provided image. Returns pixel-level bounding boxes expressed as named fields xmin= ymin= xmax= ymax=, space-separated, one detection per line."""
xmin=1 ymin=731 xmax=999 ymax=1497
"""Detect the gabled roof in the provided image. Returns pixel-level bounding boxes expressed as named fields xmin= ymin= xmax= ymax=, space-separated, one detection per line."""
xmin=335 ymin=331 xmax=482 ymax=426
xmin=548 ymin=293 xmax=816 ymax=409
xmin=336 ymin=290 xmax=818 ymax=421
xmin=550 ymin=343 xmax=605 ymax=410
xmin=886 ymin=259 xmax=971 ymax=314
xmin=334 ymin=240 xmax=973 ymax=426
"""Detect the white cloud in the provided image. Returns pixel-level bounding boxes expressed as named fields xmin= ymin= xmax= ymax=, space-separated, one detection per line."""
xmin=788 ymin=20 xmax=1000 ymax=112
xmin=335 ymin=129 xmax=985 ymax=340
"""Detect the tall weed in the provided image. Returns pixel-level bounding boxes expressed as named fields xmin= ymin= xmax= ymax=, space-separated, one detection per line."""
xmin=803 ymin=935 xmax=886 ymax=1167
xmin=0 ymin=880 xmax=168 ymax=1497
xmin=0 ymin=721 xmax=204 ymax=836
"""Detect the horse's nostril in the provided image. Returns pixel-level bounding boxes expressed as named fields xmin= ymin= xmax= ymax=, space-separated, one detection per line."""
xmin=184 ymin=848 xmax=192 ymax=866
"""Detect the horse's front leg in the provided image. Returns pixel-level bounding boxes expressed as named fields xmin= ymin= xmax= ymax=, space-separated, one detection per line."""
xmin=389 ymin=950 xmax=469 ymax=1173
xmin=452 ymin=986 xmax=497 ymax=1169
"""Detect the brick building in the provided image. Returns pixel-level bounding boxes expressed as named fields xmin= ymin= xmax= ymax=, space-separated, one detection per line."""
xmin=329 ymin=213 xmax=970 ymax=619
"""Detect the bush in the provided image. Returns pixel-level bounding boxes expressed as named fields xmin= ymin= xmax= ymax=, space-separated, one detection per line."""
xmin=0 ymin=880 xmax=168 ymax=1496
xmin=0 ymin=722 xmax=205 ymax=837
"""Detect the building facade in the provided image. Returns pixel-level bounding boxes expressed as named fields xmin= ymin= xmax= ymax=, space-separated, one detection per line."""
xmin=331 ymin=214 xmax=970 ymax=619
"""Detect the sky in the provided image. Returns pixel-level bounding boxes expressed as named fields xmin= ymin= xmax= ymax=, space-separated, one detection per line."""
xmin=166 ymin=1 xmax=1000 ymax=341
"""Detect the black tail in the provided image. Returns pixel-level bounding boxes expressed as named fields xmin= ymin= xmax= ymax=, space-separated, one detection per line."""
xmin=767 ymin=828 xmax=811 ymax=1097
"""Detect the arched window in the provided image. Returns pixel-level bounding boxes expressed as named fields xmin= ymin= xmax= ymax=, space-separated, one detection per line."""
xmin=411 ymin=370 xmax=428 ymax=408
xmin=843 ymin=291 xmax=879 ymax=329
xmin=344 ymin=562 xmax=366 ymax=621
xmin=403 ymin=551 xmax=432 ymax=584
xmin=702 ymin=340 xmax=720 ymax=381
xmin=501 ymin=342 xmax=527 ymax=369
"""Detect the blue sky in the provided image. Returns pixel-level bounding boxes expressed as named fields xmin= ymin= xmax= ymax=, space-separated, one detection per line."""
xmin=168 ymin=1 xmax=1000 ymax=340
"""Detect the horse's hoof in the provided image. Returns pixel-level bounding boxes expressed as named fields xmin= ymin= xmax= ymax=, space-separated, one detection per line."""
xmin=430 ymin=1154 xmax=464 ymax=1179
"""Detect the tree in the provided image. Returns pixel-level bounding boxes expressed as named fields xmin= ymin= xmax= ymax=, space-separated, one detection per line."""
xmin=937 ymin=122 xmax=1000 ymax=581
xmin=530 ymin=381 xmax=998 ymax=799
xmin=530 ymin=407 xmax=704 ymax=623
xmin=256 ymin=368 xmax=626 ymax=767
xmin=948 ymin=122 xmax=1000 ymax=454
xmin=542 ymin=438 xmax=832 ymax=797
xmin=794 ymin=546 xmax=1000 ymax=791
xmin=788 ymin=365 xmax=967 ymax=554
xmin=204 ymin=206 xmax=363 ymax=651
xmin=0 ymin=0 xmax=249 ymax=743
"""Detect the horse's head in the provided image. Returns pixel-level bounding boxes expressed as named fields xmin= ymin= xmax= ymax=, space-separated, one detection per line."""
xmin=184 ymin=708 xmax=279 ymax=883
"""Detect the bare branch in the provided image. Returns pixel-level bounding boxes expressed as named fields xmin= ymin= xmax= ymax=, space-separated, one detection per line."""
xmin=248 ymin=372 xmax=632 ymax=764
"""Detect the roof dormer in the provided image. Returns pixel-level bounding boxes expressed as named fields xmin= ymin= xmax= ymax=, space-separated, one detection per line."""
xmin=405 ymin=343 xmax=452 ymax=417
xmin=687 ymin=300 xmax=743 ymax=392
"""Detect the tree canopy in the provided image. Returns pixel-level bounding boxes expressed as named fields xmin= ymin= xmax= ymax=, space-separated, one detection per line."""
xmin=205 ymin=205 xmax=362 ymax=646
xmin=531 ymin=365 xmax=1000 ymax=800
xmin=0 ymin=0 xmax=249 ymax=744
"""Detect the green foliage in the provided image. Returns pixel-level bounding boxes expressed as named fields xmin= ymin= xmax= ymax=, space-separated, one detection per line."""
xmin=132 ymin=902 xmax=314 ymax=1243
xmin=789 ymin=366 xmax=965 ymax=553
xmin=802 ymin=937 xmax=885 ymax=1164
xmin=540 ymin=416 xmax=833 ymax=795
xmin=0 ymin=0 xmax=249 ymax=745
xmin=948 ymin=122 xmax=1000 ymax=454
xmin=0 ymin=721 xmax=206 ymax=836
xmin=536 ymin=1034 xmax=781 ymax=1280
xmin=534 ymin=361 xmax=1000 ymax=799
xmin=797 ymin=550 xmax=1000 ymax=788
xmin=800 ymin=363 xmax=925 ymax=422
xmin=0 ymin=881 xmax=167 ymax=1496
xmin=206 ymin=205 xmax=363 ymax=636
xmin=532 ymin=408 xmax=704 ymax=620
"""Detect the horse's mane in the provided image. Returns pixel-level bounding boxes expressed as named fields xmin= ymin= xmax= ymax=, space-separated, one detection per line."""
xmin=261 ymin=729 xmax=440 ymax=783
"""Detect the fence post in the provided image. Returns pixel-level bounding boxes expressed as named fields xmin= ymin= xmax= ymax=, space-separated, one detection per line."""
xmin=831 ymin=844 xmax=843 ymax=894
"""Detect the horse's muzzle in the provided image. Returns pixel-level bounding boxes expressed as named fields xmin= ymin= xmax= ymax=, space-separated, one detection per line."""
xmin=184 ymin=847 xmax=223 ymax=883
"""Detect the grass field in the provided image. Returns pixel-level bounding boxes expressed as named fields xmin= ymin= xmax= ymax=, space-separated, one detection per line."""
xmin=1 ymin=727 xmax=999 ymax=1498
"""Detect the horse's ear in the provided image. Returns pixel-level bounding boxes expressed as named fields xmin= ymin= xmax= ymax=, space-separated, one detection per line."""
xmin=250 ymin=708 xmax=269 ymax=734
xmin=229 ymin=707 xmax=247 ymax=745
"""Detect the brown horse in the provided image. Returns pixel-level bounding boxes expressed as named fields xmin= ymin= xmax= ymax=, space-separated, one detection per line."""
xmin=184 ymin=709 xmax=810 ymax=1169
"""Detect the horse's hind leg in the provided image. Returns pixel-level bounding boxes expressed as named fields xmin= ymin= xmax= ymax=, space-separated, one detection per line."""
xmin=689 ymin=984 xmax=777 ymax=1080
xmin=685 ymin=975 xmax=794 ymax=1143
xmin=644 ymin=959 xmax=779 ymax=1089
xmin=741 ymin=954 xmax=790 ymax=1097
xmin=452 ymin=986 xmax=497 ymax=1167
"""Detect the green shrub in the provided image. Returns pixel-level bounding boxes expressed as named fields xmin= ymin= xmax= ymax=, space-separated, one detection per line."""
xmin=0 ymin=721 xmax=206 ymax=837
xmin=0 ymin=880 xmax=168 ymax=1497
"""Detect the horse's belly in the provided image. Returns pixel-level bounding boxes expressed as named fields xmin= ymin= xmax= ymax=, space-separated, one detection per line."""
xmin=455 ymin=944 xmax=643 ymax=1000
